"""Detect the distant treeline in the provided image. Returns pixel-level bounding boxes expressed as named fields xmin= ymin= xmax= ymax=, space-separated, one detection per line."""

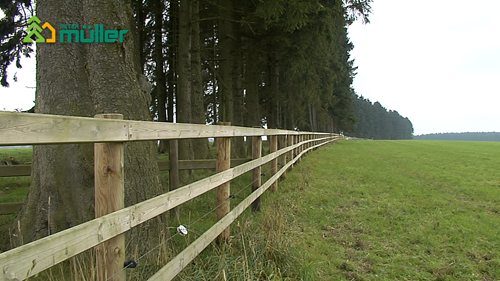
xmin=414 ymin=132 xmax=500 ymax=142
xmin=349 ymin=95 xmax=414 ymax=140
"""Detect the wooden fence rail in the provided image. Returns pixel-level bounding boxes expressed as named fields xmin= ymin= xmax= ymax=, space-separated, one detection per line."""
xmin=0 ymin=159 xmax=252 ymax=178
xmin=0 ymin=112 xmax=340 ymax=281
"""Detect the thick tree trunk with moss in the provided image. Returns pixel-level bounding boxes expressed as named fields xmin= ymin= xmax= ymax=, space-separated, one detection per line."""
xmin=13 ymin=0 xmax=164 ymax=254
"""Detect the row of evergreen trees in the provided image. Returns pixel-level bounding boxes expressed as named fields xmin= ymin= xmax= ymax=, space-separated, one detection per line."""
xmin=2 ymin=1 xmax=415 ymax=143
xmin=1 ymin=1 xmax=372 ymax=142
xmin=350 ymin=95 xmax=413 ymax=140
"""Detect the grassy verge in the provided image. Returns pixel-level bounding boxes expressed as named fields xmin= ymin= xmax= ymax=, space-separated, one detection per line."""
xmin=266 ymin=140 xmax=500 ymax=280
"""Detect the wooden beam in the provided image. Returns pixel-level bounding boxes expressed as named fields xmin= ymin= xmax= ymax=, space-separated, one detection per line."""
xmin=94 ymin=114 xmax=125 ymax=281
xmin=279 ymin=135 xmax=287 ymax=180
xmin=288 ymin=134 xmax=294 ymax=172
xmin=0 ymin=202 xmax=23 ymax=215
xmin=158 ymin=158 xmax=250 ymax=171
xmin=216 ymin=122 xmax=231 ymax=243
xmin=0 ymin=165 xmax=30 ymax=177
xmin=0 ymin=159 xmax=252 ymax=178
xmin=251 ymin=136 xmax=262 ymax=212
xmin=0 ymin=112 xmax=334 ymax=145
xmin=0 ymin=112 xmax=129 ymax=145
xmin=169 ymin=140 xmax=179 ymax=219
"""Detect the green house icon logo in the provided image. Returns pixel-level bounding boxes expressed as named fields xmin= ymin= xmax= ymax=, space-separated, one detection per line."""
xmin=23 ymin=16 xmax=56 ymax=43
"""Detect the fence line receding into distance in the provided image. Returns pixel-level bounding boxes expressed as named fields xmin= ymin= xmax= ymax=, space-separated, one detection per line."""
xmin=0 ymin=111 xmax=341 ymax=281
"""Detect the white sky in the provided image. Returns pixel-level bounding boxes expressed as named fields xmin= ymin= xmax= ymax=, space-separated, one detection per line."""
xmin=1 ymin=1 xmax=500 ymax=135
xmin=348 ymin=0 xmax=500 ymax=135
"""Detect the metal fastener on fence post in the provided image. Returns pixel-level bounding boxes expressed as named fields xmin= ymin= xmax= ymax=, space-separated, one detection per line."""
xmin=94 ymin=113 xmax=125 ymax=281
xmin=216 ymin=122 xmax=231 ymax=243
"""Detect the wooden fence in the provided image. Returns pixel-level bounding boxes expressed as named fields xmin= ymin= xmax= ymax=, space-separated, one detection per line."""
xmin=0 ymin=111 xmax=340 ymax=281
xmin=0 ymin=159 xmax=251 ymax=215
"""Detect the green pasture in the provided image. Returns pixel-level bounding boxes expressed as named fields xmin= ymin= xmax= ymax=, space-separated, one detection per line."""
xmin=272 ymin=140 xmax=500 ymax=280
xmin=1 ymin=140 xmax=500 ymax=280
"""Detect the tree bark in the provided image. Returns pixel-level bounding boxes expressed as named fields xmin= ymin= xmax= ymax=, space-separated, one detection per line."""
xmin=167 ymin=0 xmax=178 ymax=125
xmin=267 ymin=52 xmax=280 ymax=129
xmin=191 ymin=0 xmax=213 ymax=159
xmin=13 ymin=0 xmax=164 ymax=255
xmin=154 ymin=0 xmax=168 ymax=154
xmin=218 ymin=0 xmax=233 ymax=123
xmin=178 ymin=0 xmax=195 ymax=182
xmin=231 ymin=15 xmax=246 ymax=158
xmin=244 ymin=42 xmax=261 ymax=156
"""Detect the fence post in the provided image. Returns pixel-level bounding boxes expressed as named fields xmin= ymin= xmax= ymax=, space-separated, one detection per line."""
xmin=279 ymin=135 xmax=287 ymax=180
xmin=297 ymin=134 xmax=302 ymax=163
xmin=251 ymin=135 xmax=262 ymax=211
xmin=216 ymin=122 xmax=231 ymax=243
xmin=293 ymin=135 xmax=296 ymax=159
xmin=288 ymin=134 xmax=294 ymax=171
xmin=169 ymin=139 xmax=179 ymax=219
xmin=94 ymin=113 xmax=125 ymax=281
xmin=270 ymin=135 xmax=278 ymax=192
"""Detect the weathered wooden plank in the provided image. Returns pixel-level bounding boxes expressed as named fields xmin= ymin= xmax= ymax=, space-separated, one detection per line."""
xmin=94 ymin=113 xmax=125 ymax=281
xmin=251 ymin=136 xmax=262 ymax=212
xmin=0 ymin=159 xmax=251 ymax=178
xmin=169 ymin=140 xmax=179 ymax=219
xmin=158 ymin=158 xmax=250 ymax=171
xmin=279 ymin=135 xmax=287 ymax=180
xmin=0 ymin=202 xmax=23 ymax=215
xmin=0 ymin=135 xmax=337 ymax=281
xmin=0 ymin=165 xmax=31 ymax=177
xmin=0 ymin=207 xmax=132 ymax=281
xmin=270 ymin=136 xmax=278 ymax=192
xmin=216 ymin=122 xmax=231 ymax=243
xmin=0 ymin=112 xmax=129 ymax=145
xmin=0 ymin=112 xmax=334 ymax=145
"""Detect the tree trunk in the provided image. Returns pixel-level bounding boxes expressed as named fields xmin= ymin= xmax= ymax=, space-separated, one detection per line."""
xmin=231 ymin=17 xmax=246 ymax=158
xmin=218 ymin=0 xmax=233 ymax=123
xmin=155 ymin=0 xmax=168 ymax=154
xmin=191 ymin=0 xmax=213 ymax=159
xmin=177 ymin=0 xmax=195 ymax=182
xmin=244 ymin=42 xmax=261 ymax=156
xmin=13 ymin=0 xmax=164 ymax=255
xmin=167 ymin=0 xmax=178 ymax=125
xmin=267 ymin=52 xmax=280 ymax=129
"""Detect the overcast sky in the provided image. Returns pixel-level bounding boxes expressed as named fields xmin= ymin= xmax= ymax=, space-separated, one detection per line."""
xmin=348 ymin=0 xmax=500 ymax=135
xmin=1 ymin=1 xmax=499 ymax=135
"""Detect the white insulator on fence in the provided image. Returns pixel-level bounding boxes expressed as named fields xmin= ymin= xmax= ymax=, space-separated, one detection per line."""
xmin=177 ymin=225 xmax=188 ymax=236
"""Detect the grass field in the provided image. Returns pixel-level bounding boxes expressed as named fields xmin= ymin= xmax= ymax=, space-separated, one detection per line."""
xmin=1 ymin=140 xmax=500 ymax=280
xmin=269 ymin=140 xmax=500 ymax=280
